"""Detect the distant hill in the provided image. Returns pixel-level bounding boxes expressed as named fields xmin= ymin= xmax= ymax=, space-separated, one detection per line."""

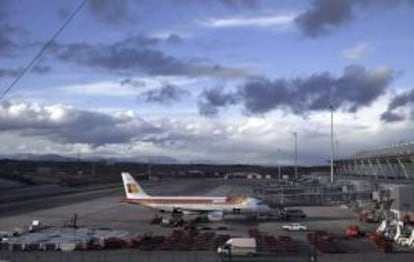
xmin=111 ymin=156 xmax=179 ymax=164
xmin=0 ymin=153 xmax=179 ymax=164
xmin=0 ymin=153 xmax=76 ymax=162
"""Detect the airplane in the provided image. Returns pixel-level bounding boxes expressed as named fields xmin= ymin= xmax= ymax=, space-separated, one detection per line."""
xmin=121 ymin=172 xmax=271 ymax=221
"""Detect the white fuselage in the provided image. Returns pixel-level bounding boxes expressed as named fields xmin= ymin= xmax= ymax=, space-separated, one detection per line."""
xmin=120 ymin=172 xmax=271 ymax=215
xmin=123 ymin=196 xmax=269 ymax=214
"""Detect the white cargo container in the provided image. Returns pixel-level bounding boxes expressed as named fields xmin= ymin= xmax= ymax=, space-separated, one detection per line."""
xmin=217 ymin=238 xmax=256 ymax=256
xmin=59 ymin=242 xmax=78 ymax=252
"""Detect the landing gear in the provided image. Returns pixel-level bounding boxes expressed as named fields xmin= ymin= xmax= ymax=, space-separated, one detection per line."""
xmin=150 ymin=214 xmax=162 ymax=224
xmin=232 ymin=208 xmax=241 ymax=214
xmin=150 ymin=212 xmax=185 ymax=227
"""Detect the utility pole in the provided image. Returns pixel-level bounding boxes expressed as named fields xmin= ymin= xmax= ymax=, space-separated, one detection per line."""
xmin=278 ymin=148 xmax=282 ymax=180
xmin=330 ymin=104 xmax=334 ymax=184
xmin=293 ymin=132 xmax=298 ymax=179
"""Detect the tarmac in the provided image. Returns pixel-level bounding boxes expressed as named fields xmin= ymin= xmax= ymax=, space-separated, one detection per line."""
xmin=1 ymin=178 xmax=413 ymax=261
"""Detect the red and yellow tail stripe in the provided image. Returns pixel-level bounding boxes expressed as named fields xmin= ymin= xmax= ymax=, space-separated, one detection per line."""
xmin=127 ymin=183 xmax=139 ymax=194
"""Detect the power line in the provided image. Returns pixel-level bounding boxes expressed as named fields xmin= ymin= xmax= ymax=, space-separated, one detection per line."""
xmin=0 ymin=0 xmax=88 ymax=101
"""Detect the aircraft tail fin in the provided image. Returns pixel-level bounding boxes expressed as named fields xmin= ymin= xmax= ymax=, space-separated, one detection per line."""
xmin=121 ymin=172 xmax=149 ymax=199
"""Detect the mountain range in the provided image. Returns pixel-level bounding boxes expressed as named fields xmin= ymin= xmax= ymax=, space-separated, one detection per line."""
xmin=0 ymin=154 xmax=179 ymax=164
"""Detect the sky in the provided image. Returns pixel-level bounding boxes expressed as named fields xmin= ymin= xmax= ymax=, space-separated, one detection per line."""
xmin=0 ymin=0 xmax=414 ymax=165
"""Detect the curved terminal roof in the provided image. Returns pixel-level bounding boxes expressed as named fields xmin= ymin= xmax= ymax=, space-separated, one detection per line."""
xmin=351 ymin=141 xmax=414 ymax=159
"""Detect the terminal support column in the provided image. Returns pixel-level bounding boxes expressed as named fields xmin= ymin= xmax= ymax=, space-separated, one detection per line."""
xmin=396 ymin=157 xmax=409 ymax=179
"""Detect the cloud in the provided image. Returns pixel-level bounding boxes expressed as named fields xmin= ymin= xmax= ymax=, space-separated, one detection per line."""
xmin=0 ymin=68 xmax=20 ymax=78
xmin=0 ymin=101 xmax=161 ymax=146
xmin=0 ymin=7 xmax=17 ymax=56
xmin=49 ymin=35 xmax=246 ymax=78
xmin=87 ymin=0 xmax=130 ymax=25
xmin=0 ymin=100 xmax=412 ymax=165
xmin=166 ymin=34 xmax=183 ymax=45
xmin=380 ymin=111 xmax=405 ymax=122
xmin=86 ymin=0 xmax=259 ymax=26
xmin=214 ymin=0 xmax=259 ymax=8
xmin=0 ymin=101 xmax=249 ymax=162
xmin=0 ymin=24 xmax=16 ymax=56
xmin=30 ymin=65 xmax=51 ymax=74
xmin=142 ymin=84 xmax=188 ymax=104
xmin=120 ymin=78 xmax=146 ymax=88
xmin=342 ymin=42 xmax=373 ymax=60
xmin=295 ymin=0 xmax=354 ymax=37
xmin=198 ymin=87 xmax=239 ymax=116
xmin=381 ymin=88 xmax=414 ymax=122
xmin=57 ymin=81 xmax=142 ymax=97
xmin=199 ymin=65 xmax=394 ymax=116
xmin=295 ymin=0 xmax=414 ymax=37
xmin=40 ymin=76 xmax=199 ymax=101
xmin=199 ymin=14 xmax=296 ymax=28
xmin=176 ymin=0 xmax=260 ymax=9
xmin=0 ymin=101 xmax=263 ymax=163
xmin=0 ymin=65 xmax=51 ymax=78
xmin=387 ymin=89 xmax=414 ymax=110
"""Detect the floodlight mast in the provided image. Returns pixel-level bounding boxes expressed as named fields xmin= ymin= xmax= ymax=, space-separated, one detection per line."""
xmin=293 ymin=132 xmax=298 ymax=179
xmin=278 ymin=148 xmax=281 ymax=180
xmin=330 ymin=104 xmax=334 ymax=184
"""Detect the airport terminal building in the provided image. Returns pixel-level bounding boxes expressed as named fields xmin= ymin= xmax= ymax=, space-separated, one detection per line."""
xmin=334 ymin=142 xmax=414 ymax=217
xmin=334 ymin=142 xmax=414 ymax=180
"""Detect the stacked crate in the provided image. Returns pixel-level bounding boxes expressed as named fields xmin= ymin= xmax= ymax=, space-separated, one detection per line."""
xmin=307 ymin=231 xmax=345 ymax=253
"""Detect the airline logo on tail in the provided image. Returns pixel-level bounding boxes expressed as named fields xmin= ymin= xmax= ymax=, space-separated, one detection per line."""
xmin=122 ymin=172 xmax=148 ymax=199
xmin=127 ymin=183 xmax=139 ymax=194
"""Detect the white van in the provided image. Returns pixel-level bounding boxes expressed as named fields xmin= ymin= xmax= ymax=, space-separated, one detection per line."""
xmin=217 ymin=238 xmax=257 ymax=256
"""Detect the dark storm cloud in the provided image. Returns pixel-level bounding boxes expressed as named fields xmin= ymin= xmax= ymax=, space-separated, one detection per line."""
xmin=142 ymin=84 xmax=188 ymax=104
xmin=166 ymin=34 xmax=183 ymax=45
xmin=387 ymin=89 xmax=414 ymax=111
xmin=0 ymin=68 xmax=20 ymax=78
xmin=380 ymin=111 xmax=405 ymax=122
xmin=87 ymin=0 xmax=129 ymax=25
xmin=0 ymin=102 xmax=162 ymax=146
xmin=0 ymin=24 xmax=16 ymax=55
xmin=120 ymin=78 xmax=146 ymax=88
xmin=0 ymin=65 xmax=51 ymax=78
xmin=213 ymin=0 xmax=259 ymax=8
xmin=175 ymin=0 xmax=259 ymax=8
xmin=295 ymin=0 xmax=354 ymax=37
xmin=0 ymin=101 xmax=234 ymax=152
xmin=198 ymin=87 xmax=239 ymax=117
xmin=30 ymin=65 xmax=51 ymax=74
xmin=49 ymin=35 xmax=246 ymax=78
xmin=0 ymin=5 xmax=17 ymax=56
xmin=200 ymin=65 xmax=394 ymax=116
xmin=87 ymin=0 xmax=259 ymax=26
xmin=295 ymin=0 xmax=413 ymax=37
xmin=381 ymin=88 xmax=414 ymax=122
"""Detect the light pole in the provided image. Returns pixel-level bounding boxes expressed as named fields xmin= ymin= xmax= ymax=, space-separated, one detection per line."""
xmin=278 ymin=148 xmax=282 ymax=180
xmin=293 ymin=132 xmax=298 ymax=179
xmin=335 ymin=139 xmax=339 ymax=160
xmin=330 ymin=104 xmax=334 ymax=184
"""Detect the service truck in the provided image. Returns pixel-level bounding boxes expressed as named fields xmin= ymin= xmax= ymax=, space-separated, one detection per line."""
xmin=217 ymin=238 xmax=257 ymax=256
xmin=218 ymin=237 xmax=317 ymax=261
